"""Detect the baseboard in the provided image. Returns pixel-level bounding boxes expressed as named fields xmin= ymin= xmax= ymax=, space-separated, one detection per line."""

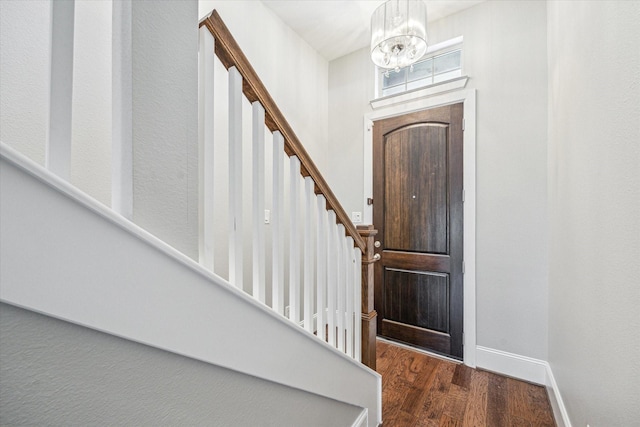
xmin=351 ymin=408 xmax=368 ymax=427
xmin=476 ymin=346 xmax=547 ymax=384
xmin=544 ymin=363 xmax=572 ymax=427
xmin=476 ymin=346 xmax=571 ymax=427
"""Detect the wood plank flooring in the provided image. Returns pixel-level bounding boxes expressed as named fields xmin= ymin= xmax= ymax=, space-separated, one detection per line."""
xmin=376 ymin=340 xmax=556 ymax=427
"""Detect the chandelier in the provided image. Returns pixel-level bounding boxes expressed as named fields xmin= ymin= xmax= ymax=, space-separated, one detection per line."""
xmin=370 ymin=0 xmax=428 ymax=72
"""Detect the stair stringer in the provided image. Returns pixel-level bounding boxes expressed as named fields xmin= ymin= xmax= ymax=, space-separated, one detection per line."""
xmin=0 ymin=144 xmax=382 ymax=427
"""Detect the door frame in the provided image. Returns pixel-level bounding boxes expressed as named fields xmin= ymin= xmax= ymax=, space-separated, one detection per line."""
xmin=363 ymin=88 xmax=477 ymax=367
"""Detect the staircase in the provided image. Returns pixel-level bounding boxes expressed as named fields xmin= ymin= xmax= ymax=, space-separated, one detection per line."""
xmin=0 ymin=3 xmax=381 ymax=426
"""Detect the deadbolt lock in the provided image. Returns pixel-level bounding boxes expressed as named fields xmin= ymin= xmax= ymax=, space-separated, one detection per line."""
xmin=374 ymin=241 xmax=381 ymax=248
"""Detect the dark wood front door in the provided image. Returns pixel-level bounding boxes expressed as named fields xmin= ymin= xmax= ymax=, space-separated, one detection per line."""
xmin=373 ymin=103 xmax=464 ymax=359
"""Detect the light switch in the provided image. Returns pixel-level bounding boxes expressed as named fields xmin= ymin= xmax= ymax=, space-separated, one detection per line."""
xmin=264 ymin=209 xmax=270 ymax=224
xmin=352 ymin=212 xmax=362 ymax=223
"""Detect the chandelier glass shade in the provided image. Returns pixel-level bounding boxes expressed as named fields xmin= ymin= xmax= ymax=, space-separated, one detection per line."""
xmin=370 ymin=0 xmax=428 ymax=72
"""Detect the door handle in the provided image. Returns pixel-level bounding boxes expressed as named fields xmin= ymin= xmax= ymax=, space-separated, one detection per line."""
xmin=373 ymin=253 xmax=381 ymax=261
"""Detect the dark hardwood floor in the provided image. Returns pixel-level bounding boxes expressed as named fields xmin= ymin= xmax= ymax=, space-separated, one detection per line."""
xmin=376 ymin=339 xmax=556 ymax=426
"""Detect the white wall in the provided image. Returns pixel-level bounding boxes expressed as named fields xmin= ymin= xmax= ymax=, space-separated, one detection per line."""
xmin=131 ymin=0 xmax=199 ymax=260
xmin=198 ymin=0 xmax=329 ymax=175
xmin=0 ymin=0 xmax=112 ymax=206
xmin=547 ymin=1 xmax=640 ymax=425
xmin=328 ymin=1 xmax=549 ymax=360
xmin=2 ymin=0 xmax=328 ymax=264
xmin=0 ymin=0 xmax=200 ymax=258
xmin=0 ymin=0 xmax=50 ymax=165
xmin=328 ymin=47 xmax=373 ymax=221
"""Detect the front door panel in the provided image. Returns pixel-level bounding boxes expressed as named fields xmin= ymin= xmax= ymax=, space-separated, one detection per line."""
xmin=373 ymin=103 xmax=463 ymax=359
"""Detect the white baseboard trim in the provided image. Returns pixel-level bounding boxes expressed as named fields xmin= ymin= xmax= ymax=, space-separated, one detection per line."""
xmin=544 ymin=363 xmax=572 ymax=427
xmin=351 ymin=408 xmax=368 ymax=427
xmin=476 ymin=346 xmax=571 ymax=427
xmin=476 ymin=346 xmax=547 ymax=385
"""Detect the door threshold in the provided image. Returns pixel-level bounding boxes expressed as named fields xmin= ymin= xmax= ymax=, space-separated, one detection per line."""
xmin=377 ymin=336 xmax=462 ymax=365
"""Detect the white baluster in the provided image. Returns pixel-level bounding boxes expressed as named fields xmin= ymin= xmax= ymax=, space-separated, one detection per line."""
xmin=289 ymin=156 xmax=301 ymax=323
xmin=354 ymin=247 xmax=362 ymax=362
xmin=197 ymin=26 xmax=215 ymax=271
xmin=316 ymin=195 xmax=328 ymax=342
xmin=228 ymin=66 xmax=243 ymax=288
xmin=252 ymin=102 xmax=266 ymax=302
xmin=345 ymin=236 xmax=355 ymax=358
xmin=303 ymin=176 xmax=315 ymax=333
xmin=337 ymin=224 xmax=346 ymax=352
xmin=271 ymin=132 xmax=285 ymax=315
xmin=327 ymin=210 xmax=337 ymax=348
xmin=46 ymin=0 xmax=75 ymax=180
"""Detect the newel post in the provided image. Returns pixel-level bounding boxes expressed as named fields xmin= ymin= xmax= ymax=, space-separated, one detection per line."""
xmin=357 ymin=225 xmax=378 ymax=370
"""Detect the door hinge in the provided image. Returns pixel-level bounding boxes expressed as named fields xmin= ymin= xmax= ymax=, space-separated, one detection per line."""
xmin=462 ymin=118 xmax=465 ymax=131
xmin=462 ymin=261 xmax=465 ymax=274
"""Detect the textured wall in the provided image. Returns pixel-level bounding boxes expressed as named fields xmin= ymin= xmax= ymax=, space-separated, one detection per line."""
xmin=328 ymin=0 xmax=549 ymax=360
xmin=547 ymin=1 xmax=640 ymax=425
xmin=0 ymin=0 xmax=113 ymax=206
xmin=0 ymin=0 xmax=51 ymax=165
xmin=131 ymin=0 xmax=199 ymax=259
xmin=2 ymin=0 xmax=329 ymax=267
xmin=1 ymin=1 xmax=200 ymax=258
xmin=0 ymin=303 xmax=363 ymax=426
xmin=327 ymin=47 xmax=373 ymax=223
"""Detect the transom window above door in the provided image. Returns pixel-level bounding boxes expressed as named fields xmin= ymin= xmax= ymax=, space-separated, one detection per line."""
xmin=376 ymin=36 xmax=463 ymax=99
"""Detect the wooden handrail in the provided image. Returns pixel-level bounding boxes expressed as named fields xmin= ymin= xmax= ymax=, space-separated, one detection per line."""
xmin=200 ymin=10 xmax=366 ymax=252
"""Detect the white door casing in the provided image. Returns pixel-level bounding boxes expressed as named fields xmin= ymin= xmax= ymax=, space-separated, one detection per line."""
xmin=363 ymin=86 xmax=477 ymax=366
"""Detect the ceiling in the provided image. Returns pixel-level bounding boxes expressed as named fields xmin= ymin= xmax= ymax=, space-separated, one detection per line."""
xmin=262 ymin=0 xmax=485 ymax=62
